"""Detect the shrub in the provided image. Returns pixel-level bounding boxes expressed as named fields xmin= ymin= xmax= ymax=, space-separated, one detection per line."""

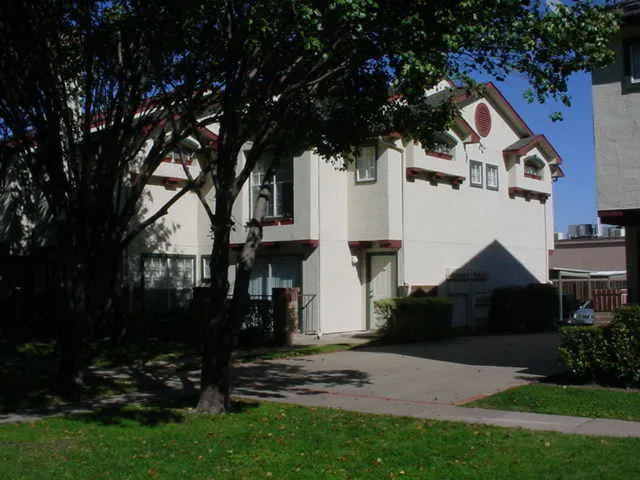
xmin=613 ymin=305 xmax=640 ymax=328
xmin=558 ymin=326 xmax=607 ymax=381
xmin=559 ymin=305 xmax=640 ymax=387
xmin=488 ymin=283 xmax=558 ymax=333
xmin=374 ymin=297 xmax=453 ymax=342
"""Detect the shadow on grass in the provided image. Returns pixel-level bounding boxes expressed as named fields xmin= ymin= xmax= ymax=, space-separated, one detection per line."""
xmin=69 ymin=398 xmax=261 ymax=427
xmin=233 ymin=361 xmax=371 ymax=399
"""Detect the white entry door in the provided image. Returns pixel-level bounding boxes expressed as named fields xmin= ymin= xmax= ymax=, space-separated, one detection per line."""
xmin=367 ymin=254 xmax=397 ymax=329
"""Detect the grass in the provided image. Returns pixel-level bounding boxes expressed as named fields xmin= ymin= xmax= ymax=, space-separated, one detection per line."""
xmin=466 ymin=383 xmax=640 ymax=421
xmin=1 ymin=402 xmax=640 ymax=479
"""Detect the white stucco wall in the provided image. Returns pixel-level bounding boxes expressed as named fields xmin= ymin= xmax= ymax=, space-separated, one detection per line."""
xmin=132 ymin=89 xmax=556 ymax=333
xmin=230 ymin=149 xmax=320 ymax=245
xmin=317 ymin=160 xmax=363 ymax=333
xmin=348 ymin=140 xmax=403 ymax=242
xmin=401 ymin=97 xmax=552 ymax=296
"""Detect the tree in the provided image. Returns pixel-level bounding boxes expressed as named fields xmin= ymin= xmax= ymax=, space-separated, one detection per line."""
xmin=191 ymin=0 xmax=619 ymax=413
xmin=0 ymin=1 xmax=217 ymax=391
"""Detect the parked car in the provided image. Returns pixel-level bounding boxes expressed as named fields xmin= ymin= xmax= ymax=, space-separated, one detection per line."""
xmin=570 ymin=300 xmax=595 ymax=325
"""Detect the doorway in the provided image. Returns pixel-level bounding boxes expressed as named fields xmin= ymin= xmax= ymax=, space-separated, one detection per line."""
xmin=366 ymin=253 xmax=397 ymax=329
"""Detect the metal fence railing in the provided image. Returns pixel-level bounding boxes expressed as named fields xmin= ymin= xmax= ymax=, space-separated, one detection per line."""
xmin=299 ymin=294 xmax=319 ymax=334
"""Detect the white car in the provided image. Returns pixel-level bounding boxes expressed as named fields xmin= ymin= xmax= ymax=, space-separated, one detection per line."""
xmin=571 ymin=300 xmax=595 ymax=325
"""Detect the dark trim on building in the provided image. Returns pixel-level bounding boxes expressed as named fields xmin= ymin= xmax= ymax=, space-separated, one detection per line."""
xmin=599 ymin=208 xmax=640 ymax=226
xmin=348 ymin=240 xmax=402 ymax=249
xmin=406 ymin=167 xmax=464 ymax=188
xmin=230 ymin=239 xmax=319 ymax=250
xmin=508 ymin=187 xmax=549 ymax=204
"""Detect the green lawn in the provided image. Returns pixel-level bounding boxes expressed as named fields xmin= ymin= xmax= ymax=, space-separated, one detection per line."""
xmin=1 ymin=402 xmax=639 ymax=479
xmin=467 ymin=384 xmax=640 ymax=421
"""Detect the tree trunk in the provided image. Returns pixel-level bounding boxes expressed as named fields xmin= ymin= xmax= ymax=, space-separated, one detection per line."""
xmin=196 ymin=160 xmax=274 ymax=413
xmin=56 ymin=265 xmax=89 ymax=396
xmin=197 ymin=188 xmax=234 ymax=413
xmin=55 ymin=243 xmax=121 ymax=396
xmin=231 ymin=180 xmax=272 ymax=332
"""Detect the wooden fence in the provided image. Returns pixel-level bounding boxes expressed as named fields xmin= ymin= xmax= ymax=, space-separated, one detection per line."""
xmin=552 ymin=278 xmax=627 ymax=313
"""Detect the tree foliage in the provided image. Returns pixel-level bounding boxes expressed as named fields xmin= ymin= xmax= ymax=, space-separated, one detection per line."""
xmin=189 ymin=0 xmax=619 ymax=412
xmin=0 ymin=0 xmax=620 ymax=403
xmin=0 ymin=1 xmax=217 ymax=389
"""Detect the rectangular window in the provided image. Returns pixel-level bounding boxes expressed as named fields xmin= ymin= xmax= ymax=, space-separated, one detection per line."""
xmin=248 ymin=257 xmax=301 ymax=297
xmin=356 ymin=146 xmax=377 ymax=183
xmin=142 ymin=254 xmax=195 ymax=289
xmin=486 ymin=164 xmax=499 ymax=190
xmin=141 ymin=254 xmax=195 ymax=313
xmin=250 ymin=153 xmax=293 ymax=219
xmin=469 ymin=160 xmax=483 ymax=188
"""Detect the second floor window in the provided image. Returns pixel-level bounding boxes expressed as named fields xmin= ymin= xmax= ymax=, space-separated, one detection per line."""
xmin=470 ymin=160 xmax=483 ymax=188
xmin=356 ymin=146 xmax=377 ymax=183
xmin=431 ymin=133 xmax=457 ymax=158
xmin=524 ymin=156 xmax=544 ymax=179
xmin=486 ymin=164 xmax=499 ymax=190
xmin=250 ymin=153 xmax=293 ymax=219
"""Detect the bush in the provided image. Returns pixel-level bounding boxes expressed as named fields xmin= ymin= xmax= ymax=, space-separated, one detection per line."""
xmin=558 ymin=326 xmax=607 ymax=381
xmin=374 ymin=297 xmax=453 ymax=342
xmin=488 ymin=283 xmax=558 ymax=333
xmin=559 ymin=305 xmax=640 ymax=387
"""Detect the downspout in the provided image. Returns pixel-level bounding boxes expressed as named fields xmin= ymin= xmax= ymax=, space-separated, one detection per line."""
xmin=316 ymin=152 xmax=322 ymax=336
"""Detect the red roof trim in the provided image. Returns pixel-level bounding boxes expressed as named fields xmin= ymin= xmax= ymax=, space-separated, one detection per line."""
xmin=508 ymin=187 xmax=550 ymax=204
xmin=424 ymin=150 xmax=453 ymax=160
xmin=453 ymin=117 xmax=481 ymax=143
xmin=406 ymin=167 xmax=465 ymax=187
xmin=229 ymin=239 xmax=319 ymax=250
xmin=502 ymin=134 xmax=562 ymax=165
xmin=482 ymin=82 xmax=534 ymax=137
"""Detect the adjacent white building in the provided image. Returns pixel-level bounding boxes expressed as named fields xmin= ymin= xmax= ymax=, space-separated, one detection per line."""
xmin=132 ymin=82 xmax=562 ymax=333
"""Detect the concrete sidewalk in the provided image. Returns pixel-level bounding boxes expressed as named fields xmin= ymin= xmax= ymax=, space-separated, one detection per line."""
xmin=2 ymin=332 xmax=640 ymax=438
xmin=233 ymin=332 xmax=640 ymax=438
xmin=235 ymin=387 xmax=640 ymax=438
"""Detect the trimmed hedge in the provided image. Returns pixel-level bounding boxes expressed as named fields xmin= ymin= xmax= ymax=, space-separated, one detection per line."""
xmin=488 ymin=283 xmax=558 ymax=333
xmin=374 ymin=297 xmax=453 ymax=342
xmin=558 ymin=305 xmax=640 ymax=387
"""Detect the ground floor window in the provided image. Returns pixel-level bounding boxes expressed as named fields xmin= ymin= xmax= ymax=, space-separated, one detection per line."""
xmin=141 ymin=254 xmax=195 ymax=313
xmin=248 ymin=256 xmax=301 ymax=297
xmin=142 ymin=254 xmax=195 ymax=289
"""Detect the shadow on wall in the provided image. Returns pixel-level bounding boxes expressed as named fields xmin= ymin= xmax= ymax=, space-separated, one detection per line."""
xmin=116 ymin=189 xmax=188 ymax=339
xmin=429 ymin=240 xmax=541 ymax=328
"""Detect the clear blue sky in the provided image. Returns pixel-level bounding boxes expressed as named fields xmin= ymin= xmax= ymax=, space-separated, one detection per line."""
xmin=491 ymin=73 xmax=597 ymax=234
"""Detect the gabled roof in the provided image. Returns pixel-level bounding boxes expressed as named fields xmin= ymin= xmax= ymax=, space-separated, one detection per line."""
xmin=503 ymin=135 xmax=564 ymax=178
xmin=452 ymin=116 xmax=480 ymax=144
xmin=450 ymin=81 xmax=564 ymax=176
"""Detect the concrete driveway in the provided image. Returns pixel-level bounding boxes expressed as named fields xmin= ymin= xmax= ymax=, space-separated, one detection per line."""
xmin=233 ymin=332 xmax=563 ymax=408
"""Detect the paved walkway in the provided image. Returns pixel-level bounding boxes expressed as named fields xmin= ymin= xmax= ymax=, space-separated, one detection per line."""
xmin=2 ymin=332 xmax=640 ymax=438
xmin=234 ymin=332 xmax=640 ymax=438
